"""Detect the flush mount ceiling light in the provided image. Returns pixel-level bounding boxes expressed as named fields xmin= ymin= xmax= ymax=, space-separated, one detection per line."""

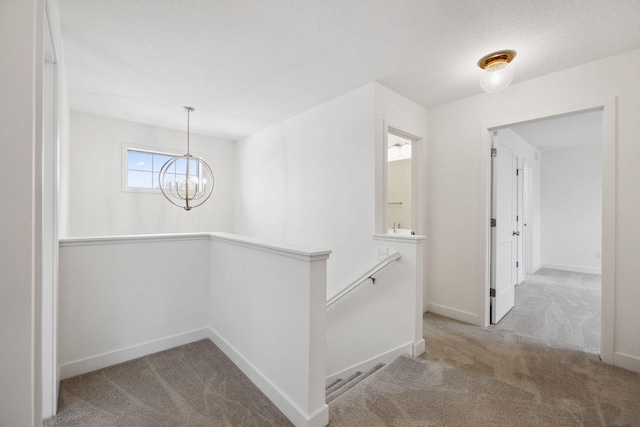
xmin=159 ymin=107 xmax=214 ymax=211
xmin=477 ymin=50 xmax=516 ymax=93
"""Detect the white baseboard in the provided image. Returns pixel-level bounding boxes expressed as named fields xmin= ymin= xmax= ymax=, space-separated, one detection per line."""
xmin=540 ymin=263 xmax=601 ymax=275
xmin=59 ymin=328 xmax=209 ymax=380
xmin=207 ymin=327 xmax=328 ymax=427
xmin=532 ymin=263 xmax=542 ymax=273
xmin=413 ymin=339 xmax=425 ymax=357
xmin=326 ymin=342 xmax=414 ymax=385
xmin=613 ymin=352 xmax=640 ymax=374
xmin=426 ymin=303 xmax=482 ymax=326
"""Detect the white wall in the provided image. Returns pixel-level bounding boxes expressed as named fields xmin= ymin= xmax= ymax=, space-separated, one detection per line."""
xmin=387 ymin=159 xmax=412 ymax=228
xmin=235 ymin=83 xmax=376 ymax=297
xmin=51 ymin=0 xmax=71 ymax=239
xmin=235 ymin=82 xmax=428 ymax=379
xmin=374 ymin=83 xmax=429 ymax=306
xmin=497 ymin=128 xmax=541 ymax=280
xmin=427 ymin=47 xmax=640 ymax=371
xmin=209 ymin=233 xmax=330 ymax=427
xmin=67 ymin=111 xmax=235 ymax=237
xmin=541 ymin=145 xmax=602 ymax=274
xmin=0 ymin=0 xmax=43 ymax=425
xmin=325 ymin=235 xmax=425 ymax=380
xmin=235 ymin=82 xmax=428 ymax=297
xmin=58 ymin=232 xmax=332 ymax=427
xmin=58 ymin=234 xmax=211 ymax=378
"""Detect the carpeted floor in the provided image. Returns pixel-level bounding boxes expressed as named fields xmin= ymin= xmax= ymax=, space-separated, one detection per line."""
xmin=328 ymin=269 xmax=640 ymax=426
xmin=494 ymin=268 xmax=601 ymax=353
xmin=46 ymin=269 xmax=640 ymax=426
xmin=44 ymin=340 xmax=293 ymax=426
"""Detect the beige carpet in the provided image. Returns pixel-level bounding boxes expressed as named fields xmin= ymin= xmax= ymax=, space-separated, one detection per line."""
xmin=44 ymin=340 xmax=292 ymax=426
xmin=496 ymin=268 xmax=601 ymax=353
xmin=46 ymin=270 xmax=640 ymax=426
xmin=328 ymin=271 xmax=640 ymax=426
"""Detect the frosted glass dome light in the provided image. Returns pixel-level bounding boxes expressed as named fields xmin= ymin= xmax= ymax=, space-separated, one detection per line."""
xmin=477 ymin=50 xmax=516 ymax=93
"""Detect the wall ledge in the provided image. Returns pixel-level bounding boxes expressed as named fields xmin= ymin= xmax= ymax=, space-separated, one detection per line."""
xmin=60 ymin=232 xmax=332 ymax=263
xmin=210 ymin=232 xmax=331 ymax=262
xmin=60 ymin=232 xmax=211 ymax=247
xmin=372 ymin=233 xmax=426 ymax=244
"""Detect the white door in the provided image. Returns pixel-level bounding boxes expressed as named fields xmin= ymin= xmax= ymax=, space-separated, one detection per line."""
xmin=491 ymin=131 xmax=518 ymax=324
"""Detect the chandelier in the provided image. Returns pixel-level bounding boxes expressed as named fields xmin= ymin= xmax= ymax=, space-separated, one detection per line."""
xmin=159 ymin=107 xmax=214 ymax=210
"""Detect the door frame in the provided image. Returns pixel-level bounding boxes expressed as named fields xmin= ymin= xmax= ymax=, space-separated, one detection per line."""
xmin=478 ymin=97 xmax=616 ymax=364
xmin=42 ymin=0 xmax=60 ymax=417
xmin=522 ymin=161 xmax=534 ymax=275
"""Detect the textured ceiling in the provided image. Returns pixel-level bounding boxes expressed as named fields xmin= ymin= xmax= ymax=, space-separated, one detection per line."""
xmin=58 ymin=0 xmax=640 ymax=140
xmin=509 ymin=110 xmax=603 ymax=152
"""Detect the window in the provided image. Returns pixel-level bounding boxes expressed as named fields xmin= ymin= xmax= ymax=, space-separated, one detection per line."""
xmin=125 ymin=149 xmax=174 ymax=190
xmin=123 ymin=146 xmax=202 ymax=192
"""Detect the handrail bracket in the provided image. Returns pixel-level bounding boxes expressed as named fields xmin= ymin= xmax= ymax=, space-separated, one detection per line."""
xmin=326 ymin=252 xmax=400 ymax=307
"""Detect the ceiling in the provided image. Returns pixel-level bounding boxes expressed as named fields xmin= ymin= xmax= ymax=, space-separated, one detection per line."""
xmin=57 ymin=0 xmax=640 ymax=141
xmin=508 ymin=109 xmax=603 ymax=151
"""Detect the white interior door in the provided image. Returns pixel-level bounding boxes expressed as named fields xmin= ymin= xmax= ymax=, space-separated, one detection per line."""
xmin=491 ymin=131 xmax=518 ymax=324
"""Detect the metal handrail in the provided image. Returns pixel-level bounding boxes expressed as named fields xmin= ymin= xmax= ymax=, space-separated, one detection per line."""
xmin=326 ymin=252 xmax=401 ymax=307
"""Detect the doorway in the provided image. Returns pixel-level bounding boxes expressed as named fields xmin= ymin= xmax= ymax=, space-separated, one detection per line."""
xmin=483 ymin=99 xmax=615 ymax=362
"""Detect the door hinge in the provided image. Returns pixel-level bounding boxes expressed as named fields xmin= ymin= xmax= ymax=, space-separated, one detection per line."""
xmin=490 ymin=218 xmax=496 ymax=227
xmin=516 ymin=215 xmax=519 ymax=222
xmin=516 ymin=261 xmax=519 ymax=268
xmin=490 ymin=288 xmax=496 ymax=297
xmin=516 ymin=169 xmax=519 ymax=176
xmin=491 ymin=148 xmax=497 ymax=157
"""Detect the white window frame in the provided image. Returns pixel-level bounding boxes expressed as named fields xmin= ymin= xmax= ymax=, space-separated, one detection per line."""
xmin=121 ymin=143 xmax=206 ymax=194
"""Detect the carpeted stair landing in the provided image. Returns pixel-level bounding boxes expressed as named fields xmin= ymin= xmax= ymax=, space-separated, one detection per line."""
xmin=327 ymin=321 xmax=640 ymax=426
xmin=325 ymin=363 xmax=385 ymax=404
